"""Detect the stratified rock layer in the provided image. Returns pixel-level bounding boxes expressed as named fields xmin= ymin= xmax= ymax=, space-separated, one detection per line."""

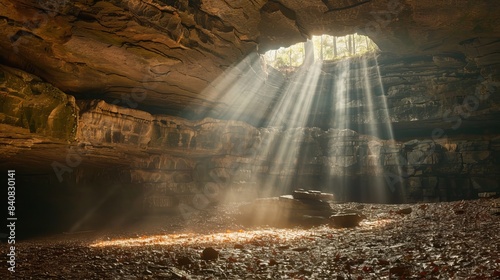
xmin=194 ymin=51 xmax=500 ymax=135
xmin=0 ymin=0 xmax=499 ymax=118
xmin=1 ymin=65 xmax=499 ymax=220
xmin=1 ymin=65 xmax=499 ymax=235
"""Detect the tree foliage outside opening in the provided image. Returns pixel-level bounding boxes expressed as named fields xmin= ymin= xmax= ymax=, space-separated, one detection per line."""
xmin=263 ymin=33 xmax=379 ymax=71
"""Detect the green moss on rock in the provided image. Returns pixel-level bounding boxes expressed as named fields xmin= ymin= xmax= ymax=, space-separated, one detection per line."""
xmin=0 ymin=65 xmax=78 ymax=141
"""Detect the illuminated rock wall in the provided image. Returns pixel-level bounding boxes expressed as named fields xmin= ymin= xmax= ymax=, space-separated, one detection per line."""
xmin=1 ymin=58 xmax=499 ymax=236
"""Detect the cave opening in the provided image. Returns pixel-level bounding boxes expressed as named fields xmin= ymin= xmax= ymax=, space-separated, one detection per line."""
xmin=263 ymin=33 xmax=379 ymax=71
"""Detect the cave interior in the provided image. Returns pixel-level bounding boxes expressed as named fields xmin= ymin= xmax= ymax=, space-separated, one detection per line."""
xmin=1 ymin=0 xmax=500 ymax=278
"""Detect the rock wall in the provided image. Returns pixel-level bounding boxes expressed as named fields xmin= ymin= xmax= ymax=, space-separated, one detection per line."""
xmin=1 ymin=58 xmax=500 ymax=235
xmin=77 ymin=102 xmax=500 ymax=208
xmin=199 ymin=49 xmax=500 ymax=137
xmin=1 ymin=0 xmax=499 ymax=117
xmin=0 ymin=65 xmax=78 ymax=140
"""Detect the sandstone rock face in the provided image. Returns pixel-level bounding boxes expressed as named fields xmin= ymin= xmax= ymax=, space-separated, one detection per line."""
xmin=0 ymin=0 xmax=499 ymax=117
xmin=72 ymin=117 xmax=500 ymax=204
xmin=0 ymin=0 xmax=262 ymax=115
xmin=2 ymin=73 xmax=499 ymax=216
xmin=0 ymin=65 xmax=78 ymax=140
xmin=194 ymin=52 xmax=500 ymax=136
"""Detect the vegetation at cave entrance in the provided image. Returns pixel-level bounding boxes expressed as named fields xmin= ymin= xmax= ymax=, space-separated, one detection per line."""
xmin=263 ymin=33 xmax=379 ymax=71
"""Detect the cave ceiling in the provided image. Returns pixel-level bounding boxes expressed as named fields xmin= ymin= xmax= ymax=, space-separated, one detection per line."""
xmin=1 ymin=0 xmax=499 ymax=118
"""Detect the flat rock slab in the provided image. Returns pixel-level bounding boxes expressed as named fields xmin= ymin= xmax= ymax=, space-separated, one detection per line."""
xmin=279 ymin=195 xmax=332 ymax=211
xmin=292 ymin=189 xmax=335 ymax=201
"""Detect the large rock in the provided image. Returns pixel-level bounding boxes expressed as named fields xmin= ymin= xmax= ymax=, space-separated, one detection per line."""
xmin=238 ymin=194 xmax=334 ymax=227
xmin=329 ymin=213 xmax=365 ymax=228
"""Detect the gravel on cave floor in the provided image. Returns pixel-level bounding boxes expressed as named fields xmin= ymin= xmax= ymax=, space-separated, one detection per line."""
xmin=2 ymin=198 xmax=500 ymax=279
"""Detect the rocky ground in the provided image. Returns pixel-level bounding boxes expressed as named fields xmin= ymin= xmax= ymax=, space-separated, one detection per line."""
xmin=2 ymin=198 xmax=500 ymax=279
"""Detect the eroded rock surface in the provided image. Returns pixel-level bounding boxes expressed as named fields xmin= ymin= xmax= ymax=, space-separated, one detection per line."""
xmin=0 ymin=65 xmax=78 ymax=140
xmin=1 ymin=63 xmax=499 ymax=235
xmin=193 ymin=51 xmax=500 ymax=134
xmin=1 ymin=68 xmax=499 ymax=216
xmin=0 ymin=0 xmax=499 ymax=117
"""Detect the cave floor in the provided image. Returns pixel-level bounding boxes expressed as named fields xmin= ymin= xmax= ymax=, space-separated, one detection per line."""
xmin=4 ymin=199 xmax=500 ymax=279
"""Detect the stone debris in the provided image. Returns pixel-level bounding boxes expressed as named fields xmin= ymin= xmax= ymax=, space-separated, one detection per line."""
xmin=201 ymin=247 xmax=219 ymax=261
xmin=489 ymin=198 xmax=500 ymax=216
xmin=11 ymin=199 xmax=500 ymax=279
xmin=170 ymin=267 xmax=191 ymax=279
xmin=395 ymin=207 xmax=412 ymax=215
xmin=329 ymin=213 xmax=366 ymax=228
xmin=177 ymin=256 xmax=193 ymax=266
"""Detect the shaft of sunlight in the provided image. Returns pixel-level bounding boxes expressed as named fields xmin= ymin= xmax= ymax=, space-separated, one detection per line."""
xmin=372 ymin=53 xmax=404 ymax=200
xmin=361 ymin=56 xmax=387 ymax=202
xmin=332 ymin=60 xmax=351 ymax=130
xmin=258 ymin=60 xmax=323 ymax=197
xmin=373 ymin=54 xmax=395 ymax=140
xmin=218 ymin=57 xmax=268 ymax=120
xmin=361 ymin=57 xmax=377 ymax=135
xmin=195 ymin=54 xmax=272 ymax=120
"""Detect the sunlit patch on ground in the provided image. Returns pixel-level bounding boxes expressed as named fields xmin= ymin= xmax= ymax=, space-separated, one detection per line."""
xmin=91 ymin=228 xmax=315 ymax=248
xmin=360 ymin=218 xmax=395 ymax=228
xmin=91 ymin=217 xmax=398 ymax=248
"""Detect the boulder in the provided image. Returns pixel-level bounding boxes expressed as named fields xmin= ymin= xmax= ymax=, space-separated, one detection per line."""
xmin=201 ymin=247 xmax=219 ymax=261
xmin=239 ymin=194 xmax=335 ymax=227
xmin=329 ymin=213 xmax=366 ymax=228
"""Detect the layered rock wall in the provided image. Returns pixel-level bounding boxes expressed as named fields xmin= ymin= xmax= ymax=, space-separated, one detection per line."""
xmin=200 ymin=50 xmax=500 ymax=136
xmin=1 ymin=52 xmax=500 ymax=237
xmin=76 ymin=103 xmax=500 ymax=207
xmin=3 ymin=94 xmax=499 ymax=211
xmin=2 ymin=62 xmax=499 ymax=209
xmin=1 ymin=0 xmax=499 ymax=117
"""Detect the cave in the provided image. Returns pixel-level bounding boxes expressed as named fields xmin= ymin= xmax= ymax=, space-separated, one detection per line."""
xmin=1 ymin=0 xmax=500 ymax=278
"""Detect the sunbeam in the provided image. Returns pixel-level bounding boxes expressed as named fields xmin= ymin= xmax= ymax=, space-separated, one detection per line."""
xmin=372 ymin=53 xmax=405 ymax=200
xmin=257 ymin=60 xmax=323 ymax=197
xmin=332 ymin=59 xmax=351 ymax=130
xmin=181 ymin=35 xmax=396 ymax=207
xmin=218 ymin=56 xmax=268 ymax=121
xmin=188 ymin=53 xmax=281 ymax=121
xmin=361 ymin=56 xmax=378 ymax=136
xmin=373 ymin=54 xmax=395 ymax=140
xmin=361 ymin=55 xmax=389 ymax=202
